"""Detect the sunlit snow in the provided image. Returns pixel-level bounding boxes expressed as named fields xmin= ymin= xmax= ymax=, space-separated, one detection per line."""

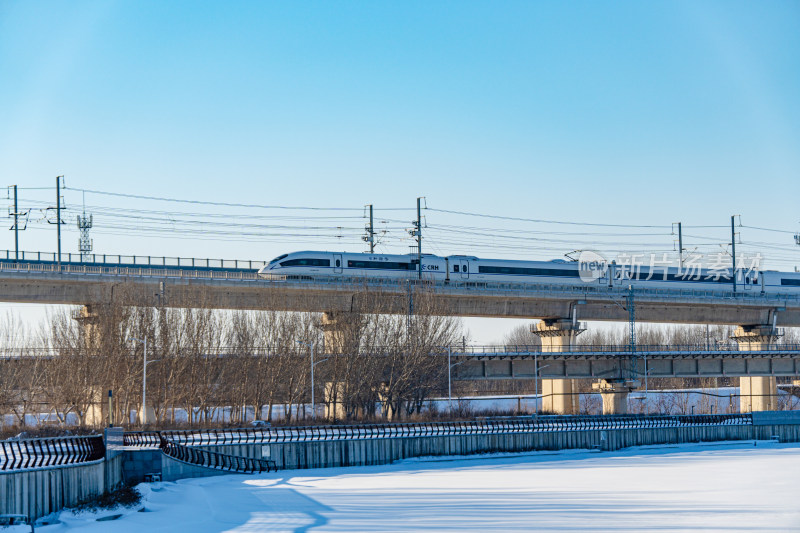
xmin=37 ymin=442 xmax=800 ymax=532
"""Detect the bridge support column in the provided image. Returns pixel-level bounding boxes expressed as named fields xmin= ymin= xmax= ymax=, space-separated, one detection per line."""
xmin=377 ymin=382 xmax=404 ymax=421
xmin=592 ymin=379 xmax=637 ymax=415
xmin=320 ymin=312 xmax=345 ymax=354
xmin=532 ymin=320 xmax=585 ymax=415
xmin=323 ymin=382 xmax=347 ymax=420
xmin=73 ymin=305 xmax=100 ymax=347
xmin=73 ymin=306 xmax=117 ymax=426
xmin=318 ymin=312 xmax=363 ymax=420
xmin=733 ymin=325 xmax=781 ymax=412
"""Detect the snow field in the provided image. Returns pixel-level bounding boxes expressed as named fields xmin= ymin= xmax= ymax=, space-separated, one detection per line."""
xmin=30 ymin=441 xmax=800 ymax=532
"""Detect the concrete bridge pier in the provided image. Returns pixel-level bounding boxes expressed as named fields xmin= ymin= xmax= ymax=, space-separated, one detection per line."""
xmin=73 ymin=304 xmax=100 ymax=346
xmin=320 ymin=311 xmax=346 ymax=354
xmin=318 ymin=311 xmax=364 ymax=420
xmin=532 ymin=319 xmax=585 ymax=415
xmin=593 ymin=379 xmax=638 ymax=415
xmin=733 ymin=325 xmax=782 ymax=412
xmin=323 ymin=382 xmax=346 ymax=420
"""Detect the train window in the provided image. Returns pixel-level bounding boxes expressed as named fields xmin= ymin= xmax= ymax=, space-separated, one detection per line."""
xmin=269 ymin=254 xmax=289 ymax=265
xmin=347 ymin=260 xmax=414 ymax=270
xmin=463 ymin=264 xmax=468 ymax=272
xmin=478 ymin=265 xmax=580 ymax=277
xmin=781 ymin=279 xmax=800 ymax=286
xmin=280 ymin=258 xmax=330 ymax=267
xmin=454 ymin=265 xmax=459 ymax=273
xmin=335 ymin=259 xmax=340 ymax=267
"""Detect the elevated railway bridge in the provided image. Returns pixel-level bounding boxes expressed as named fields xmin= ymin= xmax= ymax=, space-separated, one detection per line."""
xmin=1 ymin=250 xmax=799 ymax=416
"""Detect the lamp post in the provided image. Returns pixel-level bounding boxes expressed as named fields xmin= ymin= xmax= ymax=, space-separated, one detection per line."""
xmin=447 ymin=345 xmax=468 ymax=415
xmin=448 ymin=346 xmax=454 ymax=413
xmin=535 ymin=355 xmax=550 ymax=419
xmin=534 ymin=350 xmax=538 ymax=416
xmin=297 ymin=341 xmax=316 ymax=419
xmin=128 ymin=336 xmax=148 ymax=425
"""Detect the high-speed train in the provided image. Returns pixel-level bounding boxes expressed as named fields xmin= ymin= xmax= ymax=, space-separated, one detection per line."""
xmin=258 ymin=251 xmax=800 ymax=295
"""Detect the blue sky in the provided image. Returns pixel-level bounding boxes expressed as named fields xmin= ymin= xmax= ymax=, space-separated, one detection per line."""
xmin=0 ymin=1 xmax=798 ymax=341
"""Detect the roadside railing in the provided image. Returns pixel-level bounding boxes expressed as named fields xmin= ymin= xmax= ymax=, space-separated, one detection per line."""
xmin=0 ymin=435 xmax=105 ymax=471
xmin=0 ymin=250 xmax=265 ymax=272
xmin=124 ymin=413 xmax=753 ymax=448
xmin=0 ymin=262 xmax=262 ymax=281
xmin=458 ymin=343 xmax=800 ymax=355
xmin=159 ymin=435 xmax=275 ymax=473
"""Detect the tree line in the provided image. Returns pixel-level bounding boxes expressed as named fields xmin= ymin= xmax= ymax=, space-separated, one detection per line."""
xmin=1 ymin=282 xmax=798 ymax=430
xmin=0 ymin=284 xmax=461 ymax=429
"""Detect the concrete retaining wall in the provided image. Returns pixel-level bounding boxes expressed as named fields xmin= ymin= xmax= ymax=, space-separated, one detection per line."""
xmin=0 ymin=460 xmax=106 ymax=520
xmin=161 ymin=455 xmax=233 ymax=482
xmin=122 ymin=417 xmax=800 ymax=482
xmin=121 ymin=448 xmax=162 ymax=484
xmin=259 ymin=424 xmax=763 ymax=470
xmin=0 ymin=428 xmax=125 ymax=521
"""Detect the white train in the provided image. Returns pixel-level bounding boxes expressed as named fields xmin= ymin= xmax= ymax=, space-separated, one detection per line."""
xmin=258 ymin=251 xmax=800 ymax=295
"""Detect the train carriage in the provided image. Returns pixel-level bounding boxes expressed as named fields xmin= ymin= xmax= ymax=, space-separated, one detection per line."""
xmin=259 ymin=250 xmax=800 ymax=296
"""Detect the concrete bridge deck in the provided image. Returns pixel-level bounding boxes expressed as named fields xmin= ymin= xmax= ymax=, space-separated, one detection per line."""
xmin=1 ymin=260 xmax=799 ymax=325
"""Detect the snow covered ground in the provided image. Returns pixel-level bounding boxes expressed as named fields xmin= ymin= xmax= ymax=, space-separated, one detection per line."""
xmin=3 ymin=387 xmax=798 ymax=430
xmin=32 ymin=441 xmax=800 ymax=532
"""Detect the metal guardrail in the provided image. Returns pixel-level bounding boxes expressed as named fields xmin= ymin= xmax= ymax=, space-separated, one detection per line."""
xmin=159 ymin=435 xmax=276 ymax=473
xmin=0 ymin=435 xmax=105 ymax=471
xmin=1 ymin=259 xmax=799 ymax=306
xmin=124 ymin=414 xmax=753 ymax=448
xmin=0 ymin=261 xmax=261 ymax=281
xmin=456 ymin=343 xmax=800 ymax=355
xmin=0 ymin=250 xmax=266 ymax=272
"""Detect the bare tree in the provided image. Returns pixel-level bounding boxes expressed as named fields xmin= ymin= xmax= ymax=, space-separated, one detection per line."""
xmin=502 ymin=324 xmax=542 ymax=349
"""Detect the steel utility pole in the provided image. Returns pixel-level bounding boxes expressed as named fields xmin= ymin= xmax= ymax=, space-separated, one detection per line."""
xmin=363 ymin=204 xmax=375 ymax=253
xmin=12 ymin=185 xmax=18 ymax=260
xmin=77 ymin=192 xmax=93 ymax=261
xmin=731 ymin=215 xmax=736 ymax=294
xmin=416 ymin=197 xmax=422 ymax=279
xmin=534 ymin=350 xmax=538 ymax=417
xmin=447 ymin=345 xmax=452 ymax=413
xmin=627 ymin=285 xmax=637 ymax=382
xmin=56 ymin=176 xmax=64 ymax=270
xmin=678 ymin=222 xmax=683 ymax=268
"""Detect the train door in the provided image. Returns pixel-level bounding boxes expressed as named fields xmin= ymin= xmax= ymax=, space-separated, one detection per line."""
xmin=460 ymin=260 xmax=469 ymax=280
xmin=743 ymin=270 xmax=756 ymax=291
xmin=333 ymin=254 xmax=343 ymax=274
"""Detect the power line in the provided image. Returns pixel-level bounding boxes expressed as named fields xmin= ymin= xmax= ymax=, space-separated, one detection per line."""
xmin=426 ymin=207 xmax=671 ymax=228
xmin=67 ymin=186 xmax=414 ymax=212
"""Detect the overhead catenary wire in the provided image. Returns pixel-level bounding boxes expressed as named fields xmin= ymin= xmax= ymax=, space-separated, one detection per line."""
xmin=6 ymin=187 xmax=797 ymax=270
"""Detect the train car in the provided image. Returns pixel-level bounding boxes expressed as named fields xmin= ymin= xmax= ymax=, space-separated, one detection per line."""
xmin=609 ymin=263 xmax=759 ymax=293
xmin=258 ymin=250 xmax=800 ymax=297
xmin=762 ymin=270 xmax=800 ymax=295
xmin=260 ymin=251 xmax=447 ymax=281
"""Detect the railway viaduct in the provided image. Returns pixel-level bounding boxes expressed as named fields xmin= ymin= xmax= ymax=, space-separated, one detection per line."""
xmin=1 ymin=258 xmax=800 ymax=417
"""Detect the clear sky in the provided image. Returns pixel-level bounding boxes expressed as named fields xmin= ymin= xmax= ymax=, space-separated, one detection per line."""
xmin=0 ymin=1 xmax=798 ymax=342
